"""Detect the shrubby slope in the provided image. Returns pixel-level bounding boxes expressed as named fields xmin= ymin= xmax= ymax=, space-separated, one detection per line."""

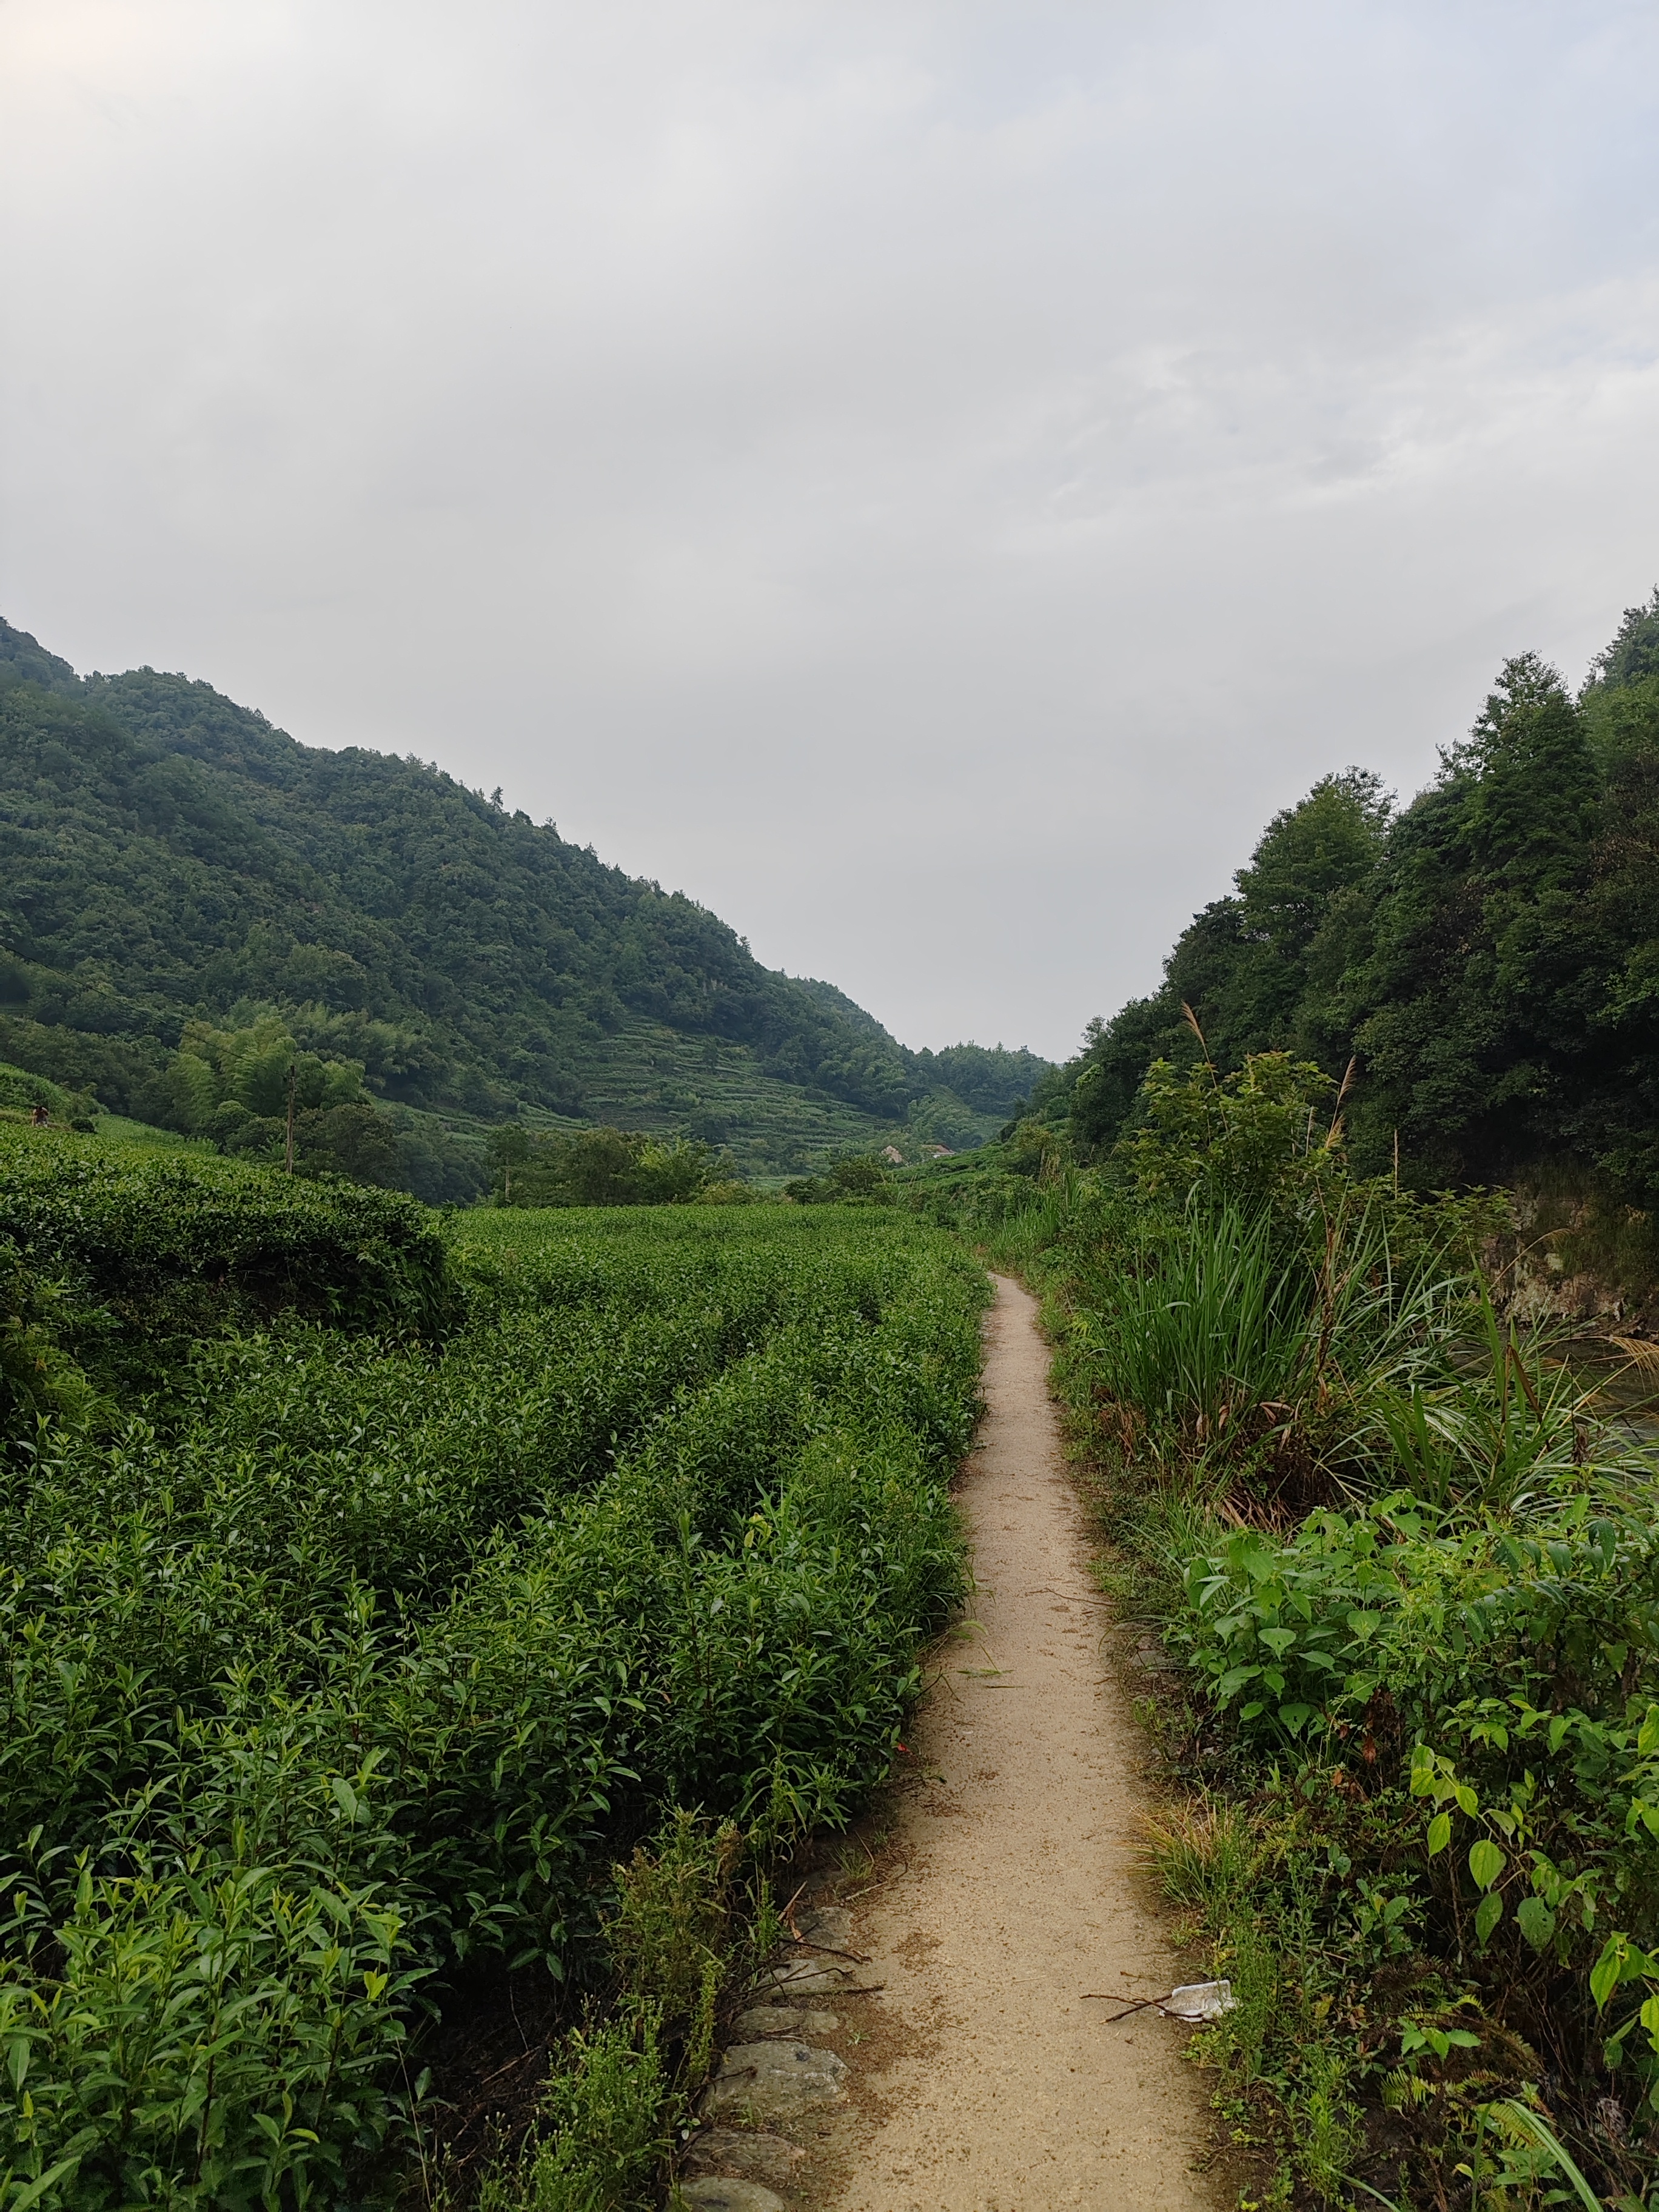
xmin=0 ymin=618 xmax=1048 ymax=1185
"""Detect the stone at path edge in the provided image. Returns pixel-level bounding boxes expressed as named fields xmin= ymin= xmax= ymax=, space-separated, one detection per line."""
xmin=700 ymin=2040 xmax=848 ymax=2123
xmin=676 ymin=2180 xmax=787 ymax=2212
xmin=682 ymin=2127 xmax=806 ymax=2187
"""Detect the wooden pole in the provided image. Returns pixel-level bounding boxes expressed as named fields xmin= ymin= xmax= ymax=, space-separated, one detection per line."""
xmin=286 ymin=1062 xmax=297 ymax=1175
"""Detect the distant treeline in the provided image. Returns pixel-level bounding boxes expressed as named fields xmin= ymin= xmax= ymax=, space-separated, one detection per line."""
xmin=1037 ymin=591 xmax=1659 ymax=1207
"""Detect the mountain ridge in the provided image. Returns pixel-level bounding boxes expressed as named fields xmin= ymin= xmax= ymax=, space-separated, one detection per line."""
xmin=0 ymin=617 xmax=1049 ymax=1190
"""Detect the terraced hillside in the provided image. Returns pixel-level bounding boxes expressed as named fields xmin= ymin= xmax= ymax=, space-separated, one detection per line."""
xmin=0 ymin=618 xmax=1048 ymax=1186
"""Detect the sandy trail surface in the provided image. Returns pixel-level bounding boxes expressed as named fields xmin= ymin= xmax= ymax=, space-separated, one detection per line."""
xmin=822 ymin=1272 xmax=1224 ymax=2212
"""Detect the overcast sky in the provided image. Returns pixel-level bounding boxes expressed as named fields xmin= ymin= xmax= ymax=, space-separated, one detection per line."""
xmin=4 ymin=1 xmax=1658 ymax=1062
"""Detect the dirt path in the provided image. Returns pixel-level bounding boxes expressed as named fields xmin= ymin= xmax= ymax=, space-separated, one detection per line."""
xmin=821 ymin=1273 xmax=1225 ymax=2212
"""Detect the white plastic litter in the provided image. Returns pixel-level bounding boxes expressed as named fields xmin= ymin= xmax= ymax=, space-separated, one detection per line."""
xmin=1161 ymin=1980 xmax=1236 ymax=2021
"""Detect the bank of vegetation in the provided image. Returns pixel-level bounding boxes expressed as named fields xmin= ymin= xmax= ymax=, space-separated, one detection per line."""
xmin=916 ymin=1048 xmax=1659 ymax=2211
xmin=0 ymin=1121 xmax=985 ymax=2209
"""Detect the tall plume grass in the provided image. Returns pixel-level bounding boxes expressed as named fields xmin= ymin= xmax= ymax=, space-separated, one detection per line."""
xmin=1061 ymin=1193 xmax=1466 ymax=1498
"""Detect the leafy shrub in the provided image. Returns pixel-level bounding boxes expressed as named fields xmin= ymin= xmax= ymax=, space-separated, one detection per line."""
xmin=474 ymin=2012 xmax=669 ymax=2212
xmin=1115 ymin=1050 xmax=1349 ymax=1213
xmin=0 ymin=1127 xmax=458 ymax=1378
xmin=0 ymin=1238 xmax=99 ymax=1443
xmin=0 ymin=1204 xmax=985 ymax=2206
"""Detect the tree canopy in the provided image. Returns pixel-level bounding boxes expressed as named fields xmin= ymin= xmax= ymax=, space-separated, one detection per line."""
xmin=1055 ymin=594 xmax=1659 ymax=1207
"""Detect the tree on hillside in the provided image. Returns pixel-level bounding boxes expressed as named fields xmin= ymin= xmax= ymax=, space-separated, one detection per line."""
xmin=1070 ymin=770 xmax=1389 ymax=1158
xmin=1346 ymin=655 xmax=1600 ymax=1181
xmin=1052 ymin=608 xmax=1659 ymax=1210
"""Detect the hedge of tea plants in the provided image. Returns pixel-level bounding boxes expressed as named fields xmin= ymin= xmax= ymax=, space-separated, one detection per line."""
xmin=0 ymin=1133 xmax=986 ymax=2209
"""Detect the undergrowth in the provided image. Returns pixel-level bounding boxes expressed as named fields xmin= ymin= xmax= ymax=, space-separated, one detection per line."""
xmin=962 ymin=1051 xmax=1659 ymax=2212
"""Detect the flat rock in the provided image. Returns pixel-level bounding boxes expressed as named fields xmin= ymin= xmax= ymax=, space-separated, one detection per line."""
xmin=683 ymin=2128 xmax=805 ymax=2187
xmin=756 ymin=1956 xmax=882 ymax=1998
xmin=792 ymin=1905 xmax=853 ymax=1948
xmin=731 ymin=2004 xmax=839 ymax=2039
xmin=677 ymin=2180 xmax=786 ymax=2212
xmin=702 ymin=2040 xmax=848 ymax=2123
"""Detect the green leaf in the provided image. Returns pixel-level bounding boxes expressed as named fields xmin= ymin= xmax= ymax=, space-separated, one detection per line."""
xmin=1468 ymin=1839 xmax=1504 ymax=1891
xmin=1215 ymin=1666 xmax=1260 ymax=1700
xmin=1590 ymin=1934 xmax=1629 ymax=2011
xmin=1475 ymin=1891 xmax=1503 ymax=1946
xmin=1427 ymin=1812 xmax=1452 ymax=1857
xmin=1494 ymin=2102 xmax=1603 ymax=2212
xmin=8 ymin=2153 xmax=92 ymax=2212
xmin=1516 ymin=1897 xmax=1555 ymax=1951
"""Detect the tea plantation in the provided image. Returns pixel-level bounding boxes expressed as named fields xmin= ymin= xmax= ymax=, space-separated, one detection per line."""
xmin=0 ymin=1127 xmax=987 ymax=2208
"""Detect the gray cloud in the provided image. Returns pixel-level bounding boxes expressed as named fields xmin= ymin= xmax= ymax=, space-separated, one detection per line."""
xmin=4 ymin=0 xmax=1658 ymax=1058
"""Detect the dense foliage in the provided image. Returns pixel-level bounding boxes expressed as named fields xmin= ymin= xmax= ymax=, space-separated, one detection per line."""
xmin=486 ymin=1125 xmax=721 ymax=1208
xmin=0 ymin=1125 xmax=454 ymax=1413
xmin=950 ymin=1055 xmax=1659 ymax=2208
xmin=0 ymin=1129 xmax=985 ymax=2208
xmin=1046 ymin=591 xmax=1659 ymax=1215
xmin=0 ymin=618 xmax=1048 ymax=1187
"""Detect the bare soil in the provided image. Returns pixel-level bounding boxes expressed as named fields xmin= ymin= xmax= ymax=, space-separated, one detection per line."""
xmin=811 ymin=1273 xmax=1229 ymax=2211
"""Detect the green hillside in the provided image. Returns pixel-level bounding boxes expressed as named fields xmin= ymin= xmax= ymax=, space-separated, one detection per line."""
xmin=1037 ymin=588 xmax=1659 ymax=1217
xmin=0 ymin=619 xmax=1049 ymax=1191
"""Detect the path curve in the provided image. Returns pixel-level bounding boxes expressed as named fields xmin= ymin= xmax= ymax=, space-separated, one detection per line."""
xmin=824 ymin=1273 xmax=1224 ymax=2212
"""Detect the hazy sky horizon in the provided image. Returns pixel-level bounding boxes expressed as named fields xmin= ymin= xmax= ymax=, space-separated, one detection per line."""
xmin=4 ymin=1 xmax=1658 ymax=1064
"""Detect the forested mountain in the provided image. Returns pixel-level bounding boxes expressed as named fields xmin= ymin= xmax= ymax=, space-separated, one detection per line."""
xmin=0 ymin=619 xmax=1048 ymax=1191
xmin=1042 ymin=591 xmax=1659 ymax=1207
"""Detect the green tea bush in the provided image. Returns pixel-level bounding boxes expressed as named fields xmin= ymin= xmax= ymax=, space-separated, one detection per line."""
xmin=0 ymin=1127 xmax=457 ymax=1378
xmin=0 ymin=1187 xmax=985 ymax=2208
xmin=0 ymin=1236 xmax=100 ymax=1443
